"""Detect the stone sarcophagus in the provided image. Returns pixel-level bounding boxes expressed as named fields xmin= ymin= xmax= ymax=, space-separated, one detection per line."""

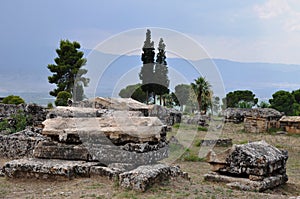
xmin=34 ymin=107 xmax=168 ymax=166
xmin=205 ymin=140 xmax=288 ymax=192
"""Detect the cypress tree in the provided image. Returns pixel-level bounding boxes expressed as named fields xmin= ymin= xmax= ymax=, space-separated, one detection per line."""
xmin=139 ymin=29 xmax=155 ymax=104
xmin=154 ymin=38 xmax=169 ymax=105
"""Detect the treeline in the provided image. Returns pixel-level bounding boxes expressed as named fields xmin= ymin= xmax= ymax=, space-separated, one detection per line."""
xmin=222 ymin=89 xmax=300 ymax=116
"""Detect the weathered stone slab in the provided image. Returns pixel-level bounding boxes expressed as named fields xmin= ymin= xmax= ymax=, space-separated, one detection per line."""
xmin=0 ymin=129 xmax=47 ymax=158
xmin=222 ymin=140 xmax=288 ymax=177
xmin=2 ymin=158 xmax=98 ymax=179
xmin=33 ymin=141 xmax=91 ymax=161
xmin=47 ymin=106 xmax=103 ymax=118
xmin=119 ymin=164 xmax=189 ymax=192
xmin=87 ymin=144 xmax=169 ymax=165
xmin=33 ymin=140 xmax=168 ymax=164
xmin=207 ymin=140 xmax=288 ymax=177
xmin=42 ymin=117 xmax=164 ymax=144
xmin=90 ymin=166 xmax=122 ymax=180
xmin=204 ymin=172 xmax=288 ymax=192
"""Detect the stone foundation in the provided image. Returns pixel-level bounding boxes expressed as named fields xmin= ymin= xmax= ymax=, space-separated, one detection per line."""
xmin=204 ymin=172 xmax=288 ymax=192
xmin=0 ymin=129 xmax=47 ymax=158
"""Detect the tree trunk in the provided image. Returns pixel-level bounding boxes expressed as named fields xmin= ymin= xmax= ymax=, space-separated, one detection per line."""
xmin=146 ymin=91 xmax=149 ymax=104
xmin=160 ymin=95 xmax=162 ymax=105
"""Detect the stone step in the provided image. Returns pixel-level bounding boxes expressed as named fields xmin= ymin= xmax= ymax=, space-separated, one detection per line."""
xmin=33 ymin=140 xmax=169 ymax=165
xmin=2 ymin=158 xmax=99 ymax=179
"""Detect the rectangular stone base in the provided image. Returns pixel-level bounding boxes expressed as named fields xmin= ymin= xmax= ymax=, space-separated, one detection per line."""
xmin=2 ymin=158 xmax=118 ymax=179
xmin=204 ymin=172 xmax=288 ymax=192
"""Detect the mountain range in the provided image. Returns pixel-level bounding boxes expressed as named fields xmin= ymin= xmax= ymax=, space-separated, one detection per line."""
xmin=1 ymin=50 xmax=300 ymax=102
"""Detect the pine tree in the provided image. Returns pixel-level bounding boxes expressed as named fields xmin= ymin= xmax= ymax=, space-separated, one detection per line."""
xmin=139 ymin=29 xmax=155 ymax=104
xmin=48 ymin=40 xmax=89 ymax=100
xmin=154 ymin=38 xmax=169 ymax=105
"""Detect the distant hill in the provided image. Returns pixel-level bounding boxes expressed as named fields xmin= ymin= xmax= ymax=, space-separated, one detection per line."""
xmin=1 ymin=50 xmax=300 ymax=101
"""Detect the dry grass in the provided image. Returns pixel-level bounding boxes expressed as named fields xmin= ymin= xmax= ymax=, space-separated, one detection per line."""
xmin=0 ymin=123 xmax=299 ymax=198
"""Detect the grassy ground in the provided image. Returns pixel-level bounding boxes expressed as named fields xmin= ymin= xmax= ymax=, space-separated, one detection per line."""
xmin=0 ymin=123 xmax=299 ymax=199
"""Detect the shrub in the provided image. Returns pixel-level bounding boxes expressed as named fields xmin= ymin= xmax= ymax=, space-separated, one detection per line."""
xmin=55 ymin=91 xmax=72 ymax=106
xmin=0 ymin=111 xmax=27 ymax=134
xmin=47 ymin=102 xmax=54 ymax=109
xmin=2 ymin=95 xmax=25 ymax=105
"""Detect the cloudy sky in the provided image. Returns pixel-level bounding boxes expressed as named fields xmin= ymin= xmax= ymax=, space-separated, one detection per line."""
xmin=1 ymin=0 xmax=300 ymax=64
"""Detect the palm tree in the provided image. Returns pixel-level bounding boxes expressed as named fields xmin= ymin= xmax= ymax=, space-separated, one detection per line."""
xmin=191 ymin=77 xmax=212 ymax=114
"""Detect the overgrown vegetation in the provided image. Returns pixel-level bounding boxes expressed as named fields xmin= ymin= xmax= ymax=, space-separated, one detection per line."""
xmin=55 ymin=91 xmax=72 ymax=106
xmin=2 ymin=95 xmax=25 ymax=105
xmin=0 ymin=111 xmax=27 ymax=133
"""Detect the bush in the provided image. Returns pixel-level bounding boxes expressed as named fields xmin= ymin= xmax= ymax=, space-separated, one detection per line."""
xmin=0 ymin=111 xmax=27 ymax=134
xmin=2 ymin=95 xmax=25 ymax=105
xmin=47 ymin=102 xmax=54 ymax=109
xmin=55 ymin=91 xmax=72 ymax=106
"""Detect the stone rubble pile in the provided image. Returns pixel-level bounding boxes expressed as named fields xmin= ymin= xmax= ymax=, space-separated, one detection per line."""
xmin=2 ymin=106 xmax=189 ymax=191
xmin=204 ymin=140 xmax=288 ymax=191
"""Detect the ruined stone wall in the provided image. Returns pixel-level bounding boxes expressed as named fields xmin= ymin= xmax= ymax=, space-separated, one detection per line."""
xmin=0 ymin=103 xmax=47 ymax=127
xmin=244 ymin=117 xmax=268 ymax=133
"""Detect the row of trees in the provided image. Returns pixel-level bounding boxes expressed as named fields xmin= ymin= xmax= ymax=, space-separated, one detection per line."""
xmin=222 ymin=89 xmax=300 ymax=116
xmin=139 ymin=29 xmax=169 ymax=104
xmin=48 ymin=32 xmax=300 ymax=117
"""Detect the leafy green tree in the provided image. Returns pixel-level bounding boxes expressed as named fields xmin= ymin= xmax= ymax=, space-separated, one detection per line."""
xmin=48 ymin=40 xmax=89 ymax=100
xmin=139 ymin=30 xmax=155 ymax=104
xmin=212 ymin=96 xmax=221 ymax=114
xmin=55 ymin=91 xmax=72 ymax=106
xmin=153 ymin=38 xmax=169 ymax=105
xmin=2 ymin=95 xmax=25 ymax=105
xmin=191 ymin=77 xmax=212 ymax=114
xmin=224 ymin=90 xmax=258 ymax=108
xmin=258 ymin=101 xmax=270 ymax=108
xmin=269 ymin=90 xmax=299 ymax=115
xmin=292 ymin=89 xmax=300 ymax=104
xmin=119 ymin=84 xmax=147 ymax=103
xmin=174 ymin=84 xmax=191 ymax=109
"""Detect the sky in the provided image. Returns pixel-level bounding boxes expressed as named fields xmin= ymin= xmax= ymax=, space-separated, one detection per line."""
xmin=1 ymin=0 xmax=300 ymax=100
xmin=1 ymin=0 xmax=300 ymax=64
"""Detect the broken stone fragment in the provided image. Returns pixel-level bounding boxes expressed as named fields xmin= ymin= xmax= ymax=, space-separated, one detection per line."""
xmin=119 ymin=164 xmax=189 ymax=192
xmin=206 ymin=148 xmax=233 ymax=172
